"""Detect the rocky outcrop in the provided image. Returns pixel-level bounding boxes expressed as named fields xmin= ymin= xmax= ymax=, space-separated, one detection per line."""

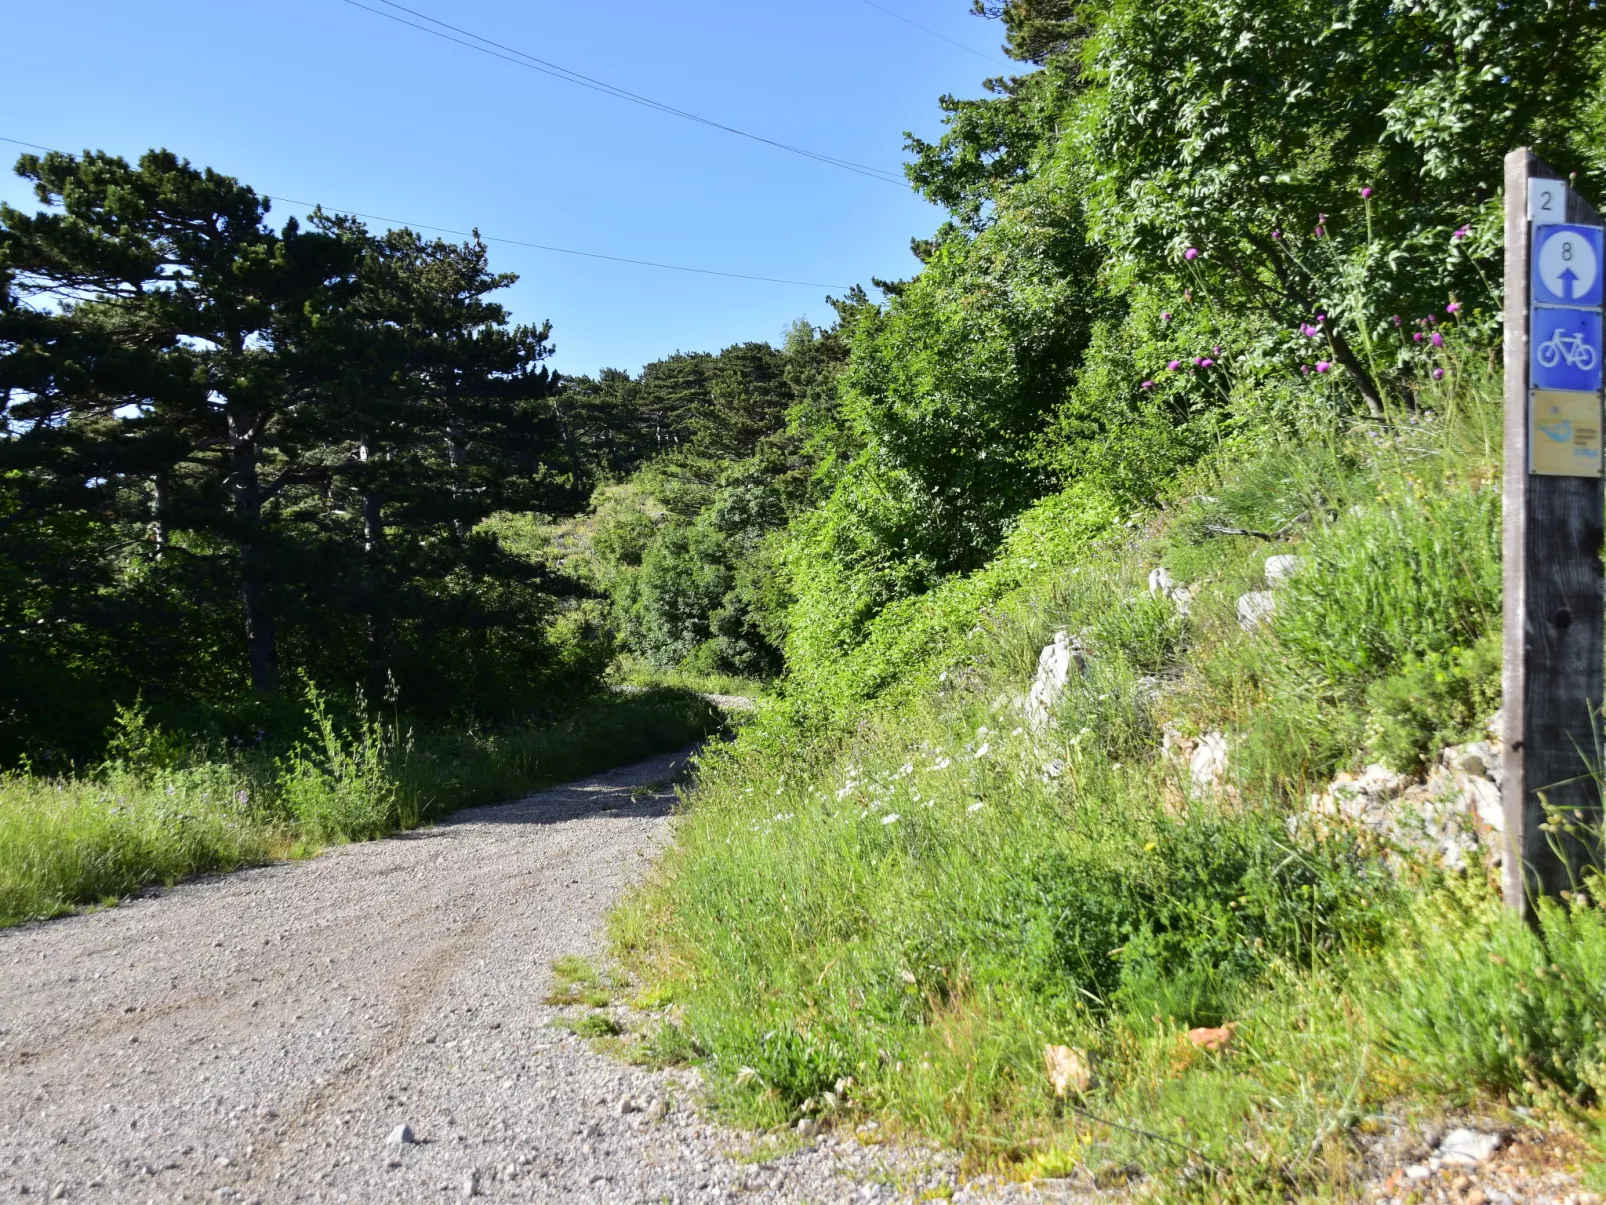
xmin=1025 ymin=630 xmax=1086 ymax=732
xmin=1304 ymin=721 xmax=1504 ymax=869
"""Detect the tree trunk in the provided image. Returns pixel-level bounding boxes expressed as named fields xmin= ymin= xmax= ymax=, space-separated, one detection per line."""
xmin=359 ymin=434 xmax=390 ymax=701
xmin=1328 ymin=333 xmax=1385 ymax=419
xmin=446 ymin=418 xmax=468 ymax=542
xmin=150 ymin=473 xmax=168 ymax=559
xmin=229 ymin=410 xmax=278 ymax=695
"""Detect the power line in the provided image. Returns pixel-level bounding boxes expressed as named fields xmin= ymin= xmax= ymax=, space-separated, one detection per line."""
xmin=852 ymin=0 xmax=1012 ymax=67
xmin=339 ymin=0 xmax=910 ymax=188
xmin=0 ymin=135 xmax=854 ymax=290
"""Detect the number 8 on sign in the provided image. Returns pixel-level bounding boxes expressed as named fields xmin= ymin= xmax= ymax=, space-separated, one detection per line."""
xmin=1532 ymin=224 xmax=1605 ymax=308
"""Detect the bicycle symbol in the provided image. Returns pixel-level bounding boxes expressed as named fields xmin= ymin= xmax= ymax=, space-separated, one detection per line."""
xmin=1537 ymin=328 xmax=1599 ymax=371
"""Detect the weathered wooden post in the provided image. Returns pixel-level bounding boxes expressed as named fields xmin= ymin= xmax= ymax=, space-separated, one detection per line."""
xmin=1502 ymin=150 xmax=1606 ymax=915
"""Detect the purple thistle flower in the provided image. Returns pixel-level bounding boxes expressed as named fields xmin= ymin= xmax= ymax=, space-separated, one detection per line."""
xmin=1315 ymin=361 xmax=1331 ymax=373
xmin=1432 ymin=367 xmax=1445 ymax=380
xmin=1272 ymin=229 xmax=1283 ymax=240
xmin=1315 ymin=225 xmax=1326 ymax=237
xmin=1453 ymin=226 xmax=1469 ymax=241
xmin=1167 ymin=360 xmax=1182 ymax=371
xmin=1141 ymin=380 xmax=1156 ymax=390
xmin=1184 ymin=289 xmax=1193 ymax=302
xmin=1392 ymin=315 xmax=1402 ymax=326
xmin=1213 ymin=346 xmax=1222 ymax=355
xmin=1413 ymin=332 xmax=1423 ymax=343
xmin=1361 ymin=187 xmax=1373 ymax=199
xmin=1446 ymin=301 xmax=1461 ymax=314
xmin=1431 ymin=331 xmax=1444 ymax=348
xmin=1160 ymin=311 xmax=1172 ymax=323
xmin=1317 ymin=313 xmax=1327 ymax=322
xmin=1200 ymin=357 xmax=1215 ymax=368
xmin=1185 ymin=247 xmax=1199 ymax=260
xmin=1301 ymin=364 xmax=1311 ymax=375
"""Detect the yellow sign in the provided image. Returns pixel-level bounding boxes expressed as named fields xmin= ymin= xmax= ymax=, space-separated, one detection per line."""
xmin=1530 ymin=389 xmax=1603 ymax=476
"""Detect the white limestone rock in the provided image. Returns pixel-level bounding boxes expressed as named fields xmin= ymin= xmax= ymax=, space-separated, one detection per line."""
xmin=1024 ymin=630 xmax=1086 ymax=732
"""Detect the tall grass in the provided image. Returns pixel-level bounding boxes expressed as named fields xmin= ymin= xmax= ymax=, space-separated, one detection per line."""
xmin=613 ymin=374 xmax=1606 ymax=1194
xmin=0 ymin=687 xmax=723 ymax=928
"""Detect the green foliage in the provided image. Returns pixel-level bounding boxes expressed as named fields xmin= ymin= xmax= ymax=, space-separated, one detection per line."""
xmin=1274 ymin=480 xmax=1502 ymax=685
xmin=278 ymin=683 xmax=408 ymax=844
xmin=1363 ymin=634 xmax=1501 ymax=771
xmin=0 ymin=148 xmax=591 ymax=764
xmin=1356 ymin=878 xmax=1606 ymax=1104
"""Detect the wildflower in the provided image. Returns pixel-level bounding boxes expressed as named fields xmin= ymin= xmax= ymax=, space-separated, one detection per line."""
xmin=1432 ymin=367 xmax=1445 ymax=380
xmin=1392 ymin=315 xmax=1402 ymax=326
xmin=1413 ymin=332 xmax=1423 ymax=343
xmin=1272 ymin=229 xmax=1283 ymax=239
xmin=1317 ymin=313 xmax=1327 ymax=322
xmin=1200 ymin=357 xmax=1215 ymax=368
xmin=1140 ymin=379 xmax=1155 ymax=390
xmin=881 ymin=813 xmax=900 ymax=826
xmin=1315 ymin=361 xmax=1331 ymax=373
xmin=967 ymin=801 xmax=985 ymax=813
xmin=973 ymin=743 xmax=992 ymax=759
xmin=1185 ymin=247 xmax=1199 ymax=260
xmin=1168 ymin=359 xmax=1182 ymax=371
xmin=1315 ymin=225 xmax=1325 ymax=237
xmin=1453 ymin=226 xmax=1469 ymax=241
xmin=1184 ymin=289 xmax=1193 ymax=302
xmin=1160 ymin=311 xmax=1172 ymax=322
xmin=928 ymin=757 xmax=952 ymax=771
xmin=1446 ymin=301 xmax=1461 ymax=314
xmin=1213 ymin=345 xmax=1222 ymax=355
xmin=1301 ymin=364 xmax=1311 ymax=375
xmin=1361 ymin=186 xmax=1373 ymax=199
xmin=1431 ymin=331 xmax=1444 ymax=347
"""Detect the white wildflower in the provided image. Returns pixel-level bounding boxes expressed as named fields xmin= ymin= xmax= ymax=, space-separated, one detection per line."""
xmin=973 ymin=743 xmax=992 ymax=759
xmin=881 ymin=813 xmax=900 ymax=826
xmin=929 ymin=757 xmax=952 ymax=771
xmin=968 ymin=801 xmax=985 ymax=813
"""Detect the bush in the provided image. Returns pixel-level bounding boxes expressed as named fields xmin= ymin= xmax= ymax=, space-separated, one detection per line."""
xmin=1363 ymin=633 xmax=1501 ymax=770
xmin=1274 ymin=482 xmax=1501 ymax=686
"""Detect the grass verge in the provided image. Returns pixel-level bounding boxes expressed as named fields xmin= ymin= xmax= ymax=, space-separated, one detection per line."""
xmin=613 ymin=372 xmax=1606 ymax=1195
xmin=0 ymin=687 xmax=722 ymax=928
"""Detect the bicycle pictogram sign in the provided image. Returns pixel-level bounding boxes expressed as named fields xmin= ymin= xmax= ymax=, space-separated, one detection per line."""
xmin=1536 ymin=327 xmax=1599 ymax=371
xmin=1531 ymin=306 xmax=1604 ymax=392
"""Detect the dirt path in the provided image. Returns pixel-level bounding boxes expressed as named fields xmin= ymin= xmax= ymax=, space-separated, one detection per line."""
xmin=0 ymin=749 xmax=1025 ymax=1204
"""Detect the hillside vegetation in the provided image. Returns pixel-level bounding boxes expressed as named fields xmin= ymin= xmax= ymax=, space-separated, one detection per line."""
xmin=573 ymin=0 xmax=1606 ymax=1194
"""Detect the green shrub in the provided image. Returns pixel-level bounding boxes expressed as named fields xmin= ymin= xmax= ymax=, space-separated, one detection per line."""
xmin=1363 ymin=633 xmax=1501 ymax=770
xmin=1275 ymin=482 xmax=1501 ymax=686
xmin=278 ymin=685 xmax=408 ymax=844
xmin=1356 ymin=878 xmax=1606 ymax=1103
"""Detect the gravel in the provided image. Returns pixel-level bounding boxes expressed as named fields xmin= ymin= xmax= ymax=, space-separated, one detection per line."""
xmin=0 ymin=747 xmax=1051 ymax=1204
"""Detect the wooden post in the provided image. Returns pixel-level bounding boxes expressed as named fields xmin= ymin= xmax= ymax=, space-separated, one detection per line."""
xmin=1502 ymin=149 xmax=1606 ymax=915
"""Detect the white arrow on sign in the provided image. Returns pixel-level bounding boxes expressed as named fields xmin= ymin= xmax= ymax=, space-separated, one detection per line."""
xmin=1538 ymin=229 xmax=1599 ymax=301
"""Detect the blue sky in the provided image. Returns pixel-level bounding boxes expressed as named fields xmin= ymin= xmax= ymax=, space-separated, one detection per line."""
xmin=1 ymin=0 xmax=1007 ymax=376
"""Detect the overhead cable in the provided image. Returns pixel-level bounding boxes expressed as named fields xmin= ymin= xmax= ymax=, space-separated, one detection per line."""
xmin=852 ymin=0 xmax=1012 ymax=67
xmin=0 ymin=135 xmax=853 ymax=290
xmin=339 ymin=0 xmax=910 ymax=187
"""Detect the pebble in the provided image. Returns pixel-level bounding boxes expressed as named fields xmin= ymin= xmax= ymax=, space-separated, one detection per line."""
xmin=461 ymin=1169 xmax=479 ymax=1199
xmin=1440 ymin=1127 xmax=1503 ymax=1166
xmin=645 ymin=1097 xmax=670 ymax=1122
xmin=387 ymin=1124 xmax=415 ymax=1146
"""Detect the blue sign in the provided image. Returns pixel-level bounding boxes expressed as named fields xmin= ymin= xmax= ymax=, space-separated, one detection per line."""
xmin=1532 ymin=224 xmax=1605 ymax=308
xmin=1532 ymin=306 xmax=1604 ymax=393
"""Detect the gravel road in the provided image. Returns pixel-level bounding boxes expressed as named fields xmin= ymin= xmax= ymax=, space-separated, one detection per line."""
xmin=0 ymin=748 xmax=1050 ymax=1205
